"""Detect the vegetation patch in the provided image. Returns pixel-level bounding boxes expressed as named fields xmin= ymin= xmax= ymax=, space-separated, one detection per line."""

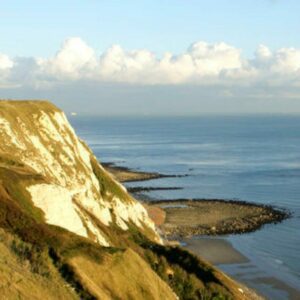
xmin=142 ymin=243 xmax=232 ymax=300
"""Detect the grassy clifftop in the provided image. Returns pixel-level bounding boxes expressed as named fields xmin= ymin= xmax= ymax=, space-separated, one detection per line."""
xmin=0 ymin=99 xmax=59 ymax=112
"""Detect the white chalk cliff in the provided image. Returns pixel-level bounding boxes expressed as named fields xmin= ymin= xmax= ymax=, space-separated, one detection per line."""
xmin=0 ymin=100 xmax=160 ymax=246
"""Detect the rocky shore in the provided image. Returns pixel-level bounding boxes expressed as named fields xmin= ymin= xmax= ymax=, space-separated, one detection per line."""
xmin=103 ymin=162 xmax=290 ymax=239
xmin=127 ymin=186 xmax=182 ymax=193
xmin=149 ymin=199 xmax=290 ymax=238
xmin=102 ymin=162 xmax=187 ymax=182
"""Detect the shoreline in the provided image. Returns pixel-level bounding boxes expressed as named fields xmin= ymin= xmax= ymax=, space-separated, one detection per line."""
xmin=102 ymin=162 xmax=188 ymax=182
xmin=127 ymin=186 xmax=183 ymax=193
xmin=181 ymin=236 xmax=249 ymax=265
xmin=182 ymin=236 xmax=300 ymax=300
xmin=103 ymin=161 xmax=296 ymax=299
xmin=103 ymin=161 xmax=290 ymax=237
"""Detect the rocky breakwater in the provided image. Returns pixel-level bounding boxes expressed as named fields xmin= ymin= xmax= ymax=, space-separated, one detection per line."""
xmin=150 ymin=199 xmax=290 ymax=238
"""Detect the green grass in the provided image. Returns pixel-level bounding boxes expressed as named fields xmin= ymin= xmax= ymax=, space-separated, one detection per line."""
xmin=91 ymin=156 xmax=136 ymax=204
xmin=138 ymin=238 xmax=233 ymax=300
xmin=0 ymin=166 xmax=45 ymax=222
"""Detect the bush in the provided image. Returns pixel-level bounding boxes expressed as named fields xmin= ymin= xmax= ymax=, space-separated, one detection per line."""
xmin=10 ymin=238 xmax=50 ymax=277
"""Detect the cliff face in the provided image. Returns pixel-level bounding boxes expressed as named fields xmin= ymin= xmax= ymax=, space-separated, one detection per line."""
xmin=0 ymin=100 xmax=256 ymax=300
xmin=0 ymin=100 xmax=159 ymax=247
xmin=0 ymin=100 xmax=177 ymax=299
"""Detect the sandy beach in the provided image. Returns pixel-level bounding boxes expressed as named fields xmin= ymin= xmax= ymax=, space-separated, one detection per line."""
xmin=183 ymin=237 xmax=300 ymax=300
xmin=181 ymin=237 xmax=249 ymax=265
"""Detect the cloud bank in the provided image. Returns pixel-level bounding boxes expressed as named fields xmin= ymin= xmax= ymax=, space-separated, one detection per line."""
xmin=0 ymin=37 xmax=300 ymax=93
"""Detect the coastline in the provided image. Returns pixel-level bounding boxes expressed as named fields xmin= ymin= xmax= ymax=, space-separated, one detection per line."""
xmin=103 ymin=161 xmax=290 ymax=237
xmin=182 ymin=236 xmax=300 ymax=300
xmin=102 ymin=162 xmax=188 ymax=182
xmin=103 ymin=161 xmax=299 ymax=299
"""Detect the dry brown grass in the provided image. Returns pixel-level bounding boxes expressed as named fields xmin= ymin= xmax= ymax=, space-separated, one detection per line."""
xmin=0 ymin=229 xmax=77 ymax=300
xmin=70 ymin=248 xmax=176 ymax=300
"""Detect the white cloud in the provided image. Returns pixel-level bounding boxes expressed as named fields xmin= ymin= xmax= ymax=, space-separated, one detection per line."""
xmin=271 ymin=47 xmax=300 ymax=73
xmin=0 ymin=53 xmax=14 ymax=70
xmin=255 ymin=44 xmax=273 ymax=62
xmin=188 ymin=42 xmax=243 ymax=76
xmin=98 ymin=45 xmax=158 ymax=83
xmin=0 ymin=37 xmax=300 ymax=92
xmin=38 ymin=37 xmax=98 ymax=80
xmin=96 ymin=41 xmax=245 ymax=84
xmin=0 ymin=53 xmax=14 ymax=88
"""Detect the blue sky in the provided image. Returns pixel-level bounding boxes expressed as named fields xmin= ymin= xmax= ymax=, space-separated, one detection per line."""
xmin=1 ymin=0 xmax=299 ymax=57
xmin=1 ymin=0 xmax=300 ymax=115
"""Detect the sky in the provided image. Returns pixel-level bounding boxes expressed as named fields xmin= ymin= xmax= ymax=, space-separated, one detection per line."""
xmin=1 ymin=0 xmax=300 ymax=115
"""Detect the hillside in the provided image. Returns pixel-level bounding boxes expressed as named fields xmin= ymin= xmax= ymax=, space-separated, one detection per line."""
xmin=0 ymin=100 xmax=261 ymax=299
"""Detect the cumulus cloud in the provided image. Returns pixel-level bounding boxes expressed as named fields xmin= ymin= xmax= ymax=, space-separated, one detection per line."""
xmin=0 ymin=53 xmax=14 ymax=70
xmin=98 ymin=45 xmax=158 ymax=83
xmin=38 ymin=37 xmax=98 ymax=80
xmin=255 ymin=44 xmax=273 ymax=61
xmin=272 ymin=47 xmax=300 ymax=74
xmin=0 ymin=37 xmax=300 ymax=91
xmin=0 ymin=53 xmax=15 ymax=88
xmin=96 ymin=41 xmax=245 ymax=84
xmin=188 ymin=42 xmax=243 ymax=75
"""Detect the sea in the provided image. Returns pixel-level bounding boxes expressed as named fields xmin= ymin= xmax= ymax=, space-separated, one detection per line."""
xmin=70 ymin=115 xmax=300 ymax=300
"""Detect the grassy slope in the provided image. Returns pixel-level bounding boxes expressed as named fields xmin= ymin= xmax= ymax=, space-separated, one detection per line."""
xmin=70 ymin=249 xmax=176 ymax=300
xmin=0 ymin=229 xmax=77 ymax=300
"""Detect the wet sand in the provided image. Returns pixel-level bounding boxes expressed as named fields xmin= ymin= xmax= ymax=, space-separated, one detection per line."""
xmin=181 ymin=237 xmax=249 ymax=265
xmin=251 ymin=277 xmax=300 ymax=300
xmin=183 ymin=237 xmax=300 ymax=300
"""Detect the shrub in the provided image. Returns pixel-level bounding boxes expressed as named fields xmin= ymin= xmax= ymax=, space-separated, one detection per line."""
xmin=10 ymin=238 xmax=50 ymax=277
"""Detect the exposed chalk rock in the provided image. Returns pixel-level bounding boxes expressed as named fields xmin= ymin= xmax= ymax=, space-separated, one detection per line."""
xmin=0 ymin=100 xmax=161 ymax=246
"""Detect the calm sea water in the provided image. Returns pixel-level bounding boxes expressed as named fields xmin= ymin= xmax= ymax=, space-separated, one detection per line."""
xmin=71 ymin=115 xmax=300 ymax=299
